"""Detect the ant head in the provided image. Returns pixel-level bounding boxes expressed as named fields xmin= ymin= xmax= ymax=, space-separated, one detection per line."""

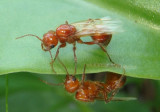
xmin=57 ymin=57 xmax=79 ymax=93
xmin=56 ymin=22 xmax=76 ymax=43
xmin=64 ymin=75 xmax=79 ymax=93
xmin=16 ymin=30 xmax=58 ymax=51
xmin=42 ymin=30 xmax=58 ymax=50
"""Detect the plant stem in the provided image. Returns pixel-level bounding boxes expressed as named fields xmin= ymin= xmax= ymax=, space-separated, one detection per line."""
xmin=5 ymin=74 xmax=8 ymax=112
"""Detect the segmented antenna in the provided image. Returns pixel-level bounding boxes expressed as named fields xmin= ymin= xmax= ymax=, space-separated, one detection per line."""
xmin=16 ymin=34 xmax=43 ymax=42
xmin=39 ymin=78 xmax=64 ymax=86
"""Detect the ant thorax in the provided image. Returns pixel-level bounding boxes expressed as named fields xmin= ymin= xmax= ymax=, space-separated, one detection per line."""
xmin=56 ymin=24 xmax=77 ymax=44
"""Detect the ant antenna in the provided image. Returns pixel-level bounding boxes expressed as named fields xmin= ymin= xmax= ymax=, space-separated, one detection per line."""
xmin=16 ymin=34 xmax=43 ymax=42
xmin=39 ymin=78 xmax=64 ymax=86
xmin=57 ymin=57 xmax=69 ymax=75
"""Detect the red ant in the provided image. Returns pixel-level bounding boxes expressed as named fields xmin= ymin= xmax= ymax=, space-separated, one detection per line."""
xmin=40 ymin=57 xmax=126 ymax=103
xmin=16 ymin=17 xmax=121 ymax=74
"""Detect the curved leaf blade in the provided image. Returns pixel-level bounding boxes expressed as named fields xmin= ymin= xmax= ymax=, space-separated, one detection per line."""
xmin=0 ymin=0 xmax=159 ymax=80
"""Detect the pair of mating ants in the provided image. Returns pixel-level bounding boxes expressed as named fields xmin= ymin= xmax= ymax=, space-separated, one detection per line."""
xmin=16 ymin=17 xmax=126 ymax=102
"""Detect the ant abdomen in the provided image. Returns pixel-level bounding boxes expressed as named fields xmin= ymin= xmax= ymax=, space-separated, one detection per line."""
xmin=91 ymin=34 xmax=112 ymax=46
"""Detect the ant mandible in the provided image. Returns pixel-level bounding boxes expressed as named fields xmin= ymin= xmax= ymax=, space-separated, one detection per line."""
xmin=16 ymin=17 xmax=121 ymax=74
xmin=40 ymin=57 xmax=126 ymax=103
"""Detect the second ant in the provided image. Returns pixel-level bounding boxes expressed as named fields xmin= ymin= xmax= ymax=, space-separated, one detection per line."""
xmin=40 ymin=58 xmax=126 ymax=103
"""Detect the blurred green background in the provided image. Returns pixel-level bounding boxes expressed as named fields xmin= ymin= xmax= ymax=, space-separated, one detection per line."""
xmin=0 ymin=73 xmax=160 ymax=112
xmin=0 ymin=0 xmax=160 ymax=112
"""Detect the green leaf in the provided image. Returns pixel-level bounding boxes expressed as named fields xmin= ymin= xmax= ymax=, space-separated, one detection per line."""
xmin=0 ymin=0 xmax=159 ymax=79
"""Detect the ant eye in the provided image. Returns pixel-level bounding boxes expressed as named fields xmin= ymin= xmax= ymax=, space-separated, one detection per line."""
xmin=72 ymin=76 xmax=76 ymax=81
xmin=50 ymin=45 xmax=55 ymax=48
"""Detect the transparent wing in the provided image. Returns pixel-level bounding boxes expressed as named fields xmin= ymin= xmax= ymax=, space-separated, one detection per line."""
xmin=71 ymin=17 xmax=122 ymax=37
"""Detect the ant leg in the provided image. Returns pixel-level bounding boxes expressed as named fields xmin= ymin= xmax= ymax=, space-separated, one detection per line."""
xmin=97 ymin=43 xmax=115 ymax=65
xmin=104 ymin=90 xmax=117 ymax=103
xmin=57 ymin=56 xmax=69 ymax=75
xmin=97 ymin=43 xmax=125 ymax=68
xmin=77 ymin=39 xmax=116 ymax=65
xmin=94 ymin=90 xmax=109 ymax=103
xmin=103 ymin=91 xmax=110 ymax=103
xmin=81 ymin=64 xmax=86 ymax=85
xmin=112 ymin=67 xmax=126 ymax=90
xmin=41 ymin=43 xmax=57 ymax=73
xmin=104 ymin=84 xmax=125 ymax=103
xmin=49 ymin=50 xmax=56 ymax=73
xmin=78 ymin=39 xmax=126 ymax=79
xmin=105 ymin=68 xmax=126 ymax=102
xmin=73 ymin=43 xmax=77 ymax=75
xmin=50 ymin=43 xmax=66 ymax=73
xmin=77 ymin=39 xmax=95 ymax=45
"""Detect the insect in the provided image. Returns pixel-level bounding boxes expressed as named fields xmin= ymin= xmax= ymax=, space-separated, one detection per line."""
xmin=40 ymin=58 xmax=126 ymax=103
xmin=16 ymin=17 xmax=121 ymax=74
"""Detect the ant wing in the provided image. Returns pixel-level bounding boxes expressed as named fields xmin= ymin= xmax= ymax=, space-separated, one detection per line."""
xmin=71 ymin=17 xmax=122 ymax=38
xmin=95 ymin=96 xmax=137 ymax=102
